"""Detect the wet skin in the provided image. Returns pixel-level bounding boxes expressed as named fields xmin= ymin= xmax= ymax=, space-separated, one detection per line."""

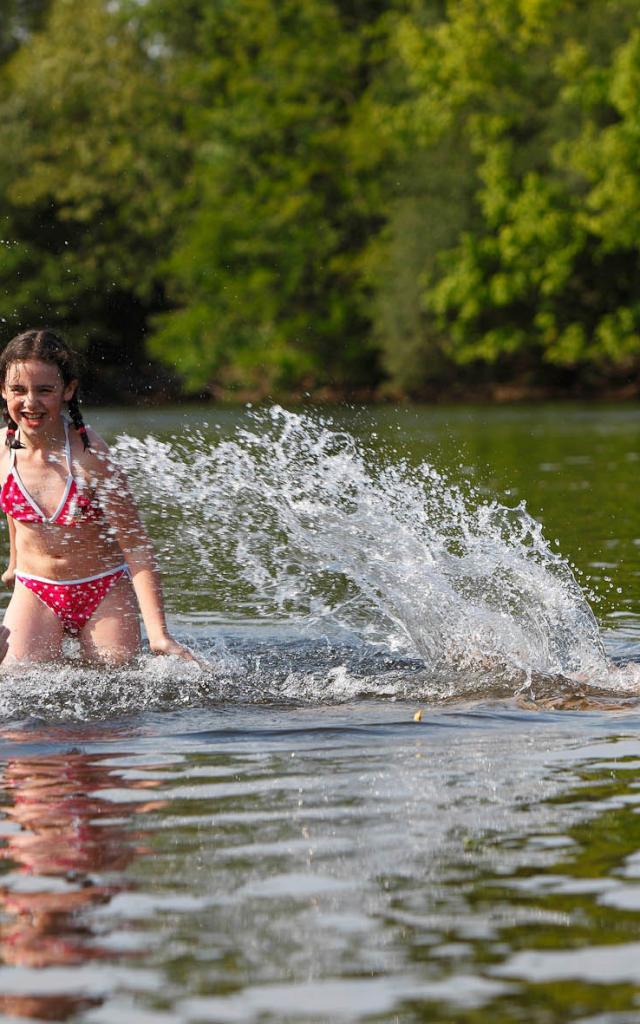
xmin=0 ymin=360 xmax=194 ymax=666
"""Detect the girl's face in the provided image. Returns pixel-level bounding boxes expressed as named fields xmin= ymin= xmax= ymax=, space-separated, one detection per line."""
xmin=2 ymin=360 xmax=77 ymax=439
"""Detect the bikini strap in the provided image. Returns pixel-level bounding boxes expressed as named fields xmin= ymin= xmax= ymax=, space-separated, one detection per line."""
xmin=8 ymin=441 xmax=16 ymax=468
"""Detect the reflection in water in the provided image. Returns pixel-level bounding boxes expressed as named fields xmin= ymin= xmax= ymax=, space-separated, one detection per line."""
xmin=0 ymin=749 xmax=165 ymax=1021
xmin=1 ymin=718 xmax=640 ymax=1022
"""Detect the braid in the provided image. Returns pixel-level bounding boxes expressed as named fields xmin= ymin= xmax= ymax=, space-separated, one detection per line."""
xmin=2 ymin=400 xmax=24 ymax=449
xmin=67 ymin=391 xmax=90 ymax=451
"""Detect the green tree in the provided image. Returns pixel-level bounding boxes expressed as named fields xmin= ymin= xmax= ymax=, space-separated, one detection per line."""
xmin=372 ymin=0 xmax=640 ymax=393
xmin=0 ymin=0 xmax=189 ymax=393
xmin=146 ymin=0 xmax=396 ymax=396
xmin=0 ymin=0 xmax=50 ymax=64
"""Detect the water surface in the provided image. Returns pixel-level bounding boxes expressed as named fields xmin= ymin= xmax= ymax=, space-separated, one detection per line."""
xmin=1 ymin=403 xmax=640 ymax=1023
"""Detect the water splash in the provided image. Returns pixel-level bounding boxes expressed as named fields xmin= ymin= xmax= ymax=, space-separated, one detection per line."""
xmin=0 ymin=406 xmax=620 ymax=721
xmin=112 ymin=407 xmax=608 ymax=687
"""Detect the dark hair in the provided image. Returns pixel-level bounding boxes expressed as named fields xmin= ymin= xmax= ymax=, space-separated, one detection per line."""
xmin=0 ymin=328 xmax=89 ymax=450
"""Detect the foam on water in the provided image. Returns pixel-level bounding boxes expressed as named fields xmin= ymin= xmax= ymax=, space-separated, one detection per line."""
xmin=2 ymin=405 xmax=633 ymax=720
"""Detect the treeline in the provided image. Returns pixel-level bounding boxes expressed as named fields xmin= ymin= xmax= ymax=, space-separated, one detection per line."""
xmin=1 ymin=0 xmax=640 ymax=401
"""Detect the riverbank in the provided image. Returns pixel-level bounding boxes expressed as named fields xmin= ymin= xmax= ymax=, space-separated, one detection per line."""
xmin=82 ymin=354 xmax=640 ymax=406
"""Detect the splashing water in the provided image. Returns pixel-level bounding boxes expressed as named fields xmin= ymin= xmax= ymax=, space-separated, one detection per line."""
xmin=111 ymin=407 xmax=608 ymax=691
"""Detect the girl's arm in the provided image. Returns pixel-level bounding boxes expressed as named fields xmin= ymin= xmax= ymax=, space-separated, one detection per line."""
xmin=2 ymin=516 xmax=16 ymax=588
xmin=0 ymin=433 xmax=16 ymax=588
xmin=88 ymin=438 xmax=195 ymax=661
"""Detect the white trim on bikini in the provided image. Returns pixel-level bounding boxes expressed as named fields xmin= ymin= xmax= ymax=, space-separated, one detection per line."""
xmin=15 ymin=563 xmax=129 ymax=586
xmin=9 ymin=418 xmax=75 ymax=524
xmin=10 ymin=465 xmax=73 ymax=524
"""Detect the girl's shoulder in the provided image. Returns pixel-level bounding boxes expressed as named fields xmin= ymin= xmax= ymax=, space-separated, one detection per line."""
xmin=0 ymin=428 xmax=10 ymax=466
xmin=84 ymin=425 xmax=110 ymax=456
xmin=72 ymin=425 xmax=116 ymax=478
xmin=0 ymin=431 xmax=13 ymax=483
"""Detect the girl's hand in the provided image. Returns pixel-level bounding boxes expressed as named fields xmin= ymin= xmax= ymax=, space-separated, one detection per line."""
xmin=149 ymin=635 xmax=198 ymax=662
xmin=2 ymin=567 xmax=15 ymax=589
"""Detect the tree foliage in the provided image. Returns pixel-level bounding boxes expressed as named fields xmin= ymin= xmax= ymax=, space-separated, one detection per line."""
xmin=376 ymin=0 xmax=640 ymax=393
xmin=0 ymin=0 xmax=50 ymax=64
xmin=144 ymin=0 xmax=394 ymax=394
xmin=2 ymin=0 xmax=640 ymax=399
xmin=0 ymin=0 xmax=189 ymax=393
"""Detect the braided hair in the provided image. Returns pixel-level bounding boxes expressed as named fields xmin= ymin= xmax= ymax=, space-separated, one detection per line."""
xmin=0 ymin=328 xmax=90 ymax=451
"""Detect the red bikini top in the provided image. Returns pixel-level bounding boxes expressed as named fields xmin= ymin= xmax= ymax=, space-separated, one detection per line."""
xmin=0 ymin=419 xmax=102 ymax=527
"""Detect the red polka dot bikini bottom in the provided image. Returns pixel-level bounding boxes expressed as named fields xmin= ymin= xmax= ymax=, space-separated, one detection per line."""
xmin=15 ymin=565 xmax=129 ymax=633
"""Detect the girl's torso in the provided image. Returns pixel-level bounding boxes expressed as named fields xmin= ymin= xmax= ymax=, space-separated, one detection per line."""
xmin=0 ymin=420 xmax=123 ymax=580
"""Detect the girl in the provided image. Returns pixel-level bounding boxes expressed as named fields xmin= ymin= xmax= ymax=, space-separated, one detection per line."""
xmin=0 ymin=328 xmax=194 ymax=666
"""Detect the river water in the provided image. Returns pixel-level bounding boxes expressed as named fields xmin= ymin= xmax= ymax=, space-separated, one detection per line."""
xmin=1 ymin=403 xmax=640 ymax=1023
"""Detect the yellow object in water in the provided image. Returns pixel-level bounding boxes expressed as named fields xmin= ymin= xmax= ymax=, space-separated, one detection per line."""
xmin=413 ymin=710 xmax=423 ymax=722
